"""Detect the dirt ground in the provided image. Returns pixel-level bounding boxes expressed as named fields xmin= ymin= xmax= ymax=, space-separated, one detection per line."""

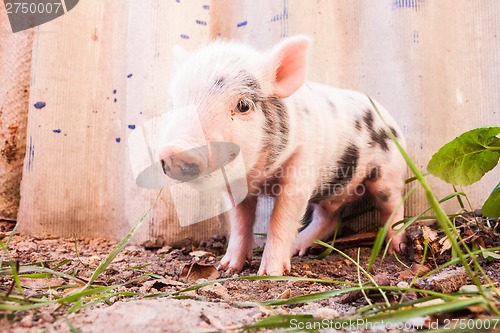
xmin=1 ymin=217 xmax=499 ymax=333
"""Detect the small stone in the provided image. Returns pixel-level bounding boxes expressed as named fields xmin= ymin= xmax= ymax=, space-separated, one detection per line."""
xmin=39 ymin=311 xmax=54 ymax=323
xmin=19 ymin=314 xmax=34 ymax=327
xmin=314 ymin=308 xmax=340 ymax=319
xmin=157 ymin=245 xmax=172 ymax=254
xmin=459 ymin=285 xmax=479 ymax=293
xmin=197 ymin=283 xmax=229 ymax=300
xmin=211 ymin=241 xmax=224 ymax=249
xmin=397 ymin=281 xmax=409 ymax=289
xmin=424 ymin=267 xmax=468 ymax=293
xmin=88 ymin=255 xmax=100 ymax=263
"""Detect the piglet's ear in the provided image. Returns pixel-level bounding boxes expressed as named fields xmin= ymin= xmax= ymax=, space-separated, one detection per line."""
xmin=264 ymin=35 xmax=311 ymax=98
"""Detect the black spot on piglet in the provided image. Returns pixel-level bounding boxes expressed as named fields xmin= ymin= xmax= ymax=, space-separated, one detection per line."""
xmin=355 ymin=119 xmax=362 ymax=131
xmin=336 ymin=145 xmax=359 ymax=184
xmin=363 ymin=109 xmax=391 ymax=152
xmin=363 ymin=109 xmax=374 ymax=131
xmin=309 ymin=144 xmax=360 ymax=203
xmin=370 ymin=129 xmax=390 ymax=152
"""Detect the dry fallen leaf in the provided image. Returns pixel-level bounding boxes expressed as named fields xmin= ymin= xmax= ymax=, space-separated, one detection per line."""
xmin=398 ymin=269 xmax=414 ymax=281
xmin=180 ymin=262 xmax=220 ymax=283
xmin=410 ymin=263 xmax=430 ymax=276
xmin=439 ymin=236 xmax=452 ymax=254
xmin=189 ymin=250 xmax=211 ymax=258
xmin=278 ymin=289 xmax=291 ymax=299
xmin=422 ymin=226 xmax=438 ymax=242
xmin=20 ymin=277 xmax=66 ymax=290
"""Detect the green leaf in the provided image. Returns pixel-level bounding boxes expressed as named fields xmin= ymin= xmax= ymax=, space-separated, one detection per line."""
xmin=427 ymin=126 xmax=500 ymax=186
xmin=481 ymin=247 xmax=500 ymax=262
xmin=482 ymin=181 xmax=500 ymax=218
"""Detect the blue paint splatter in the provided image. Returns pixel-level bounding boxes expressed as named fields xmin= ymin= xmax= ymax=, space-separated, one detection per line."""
xmin=34 ymin=101 xmax=46 ymax=109
xmin=53 ymin=129 xmax=61 ymax=133
xmin=180 ymin=34 xmax=189 ymax=39
xmin=196 ymin=20 xmax=207 ymax=26
xmin=113 ymin=89 xmax=117 ymax=94
xmin=128 ymin=124 xmax=136 ymax=130
xmin=127 ymin=73 xmax=133 ymax=78
xmin=271 ymin=1 xmax=289 ymax=37
xmin=237 ymin=21 xmax=247 ymax=27
xmin=392 ymin=0 xmax=421 ymax=9
xmin=115 ymin=137 xmax=121 ymax=143
xmin=270 ymin=10 xmax=289 ymax=22
xmin=202 ymin=5 xmax=210 ymax=10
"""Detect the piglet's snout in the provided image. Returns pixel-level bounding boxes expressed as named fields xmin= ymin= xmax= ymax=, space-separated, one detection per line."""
xmin=159 ymin=145 xmax=208 ymax=182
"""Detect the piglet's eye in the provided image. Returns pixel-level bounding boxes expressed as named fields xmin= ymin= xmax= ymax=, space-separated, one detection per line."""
xmin=236 ymin=99 xmax=253 ymax=113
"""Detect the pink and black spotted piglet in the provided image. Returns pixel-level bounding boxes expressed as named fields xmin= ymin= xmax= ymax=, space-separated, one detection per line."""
xmin=159 ymin=36 xmax=407 ymax=276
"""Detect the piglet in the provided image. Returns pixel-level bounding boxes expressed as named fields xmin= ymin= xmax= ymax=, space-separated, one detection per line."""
xmin=159 ymin=36 xmax=407 ymax=276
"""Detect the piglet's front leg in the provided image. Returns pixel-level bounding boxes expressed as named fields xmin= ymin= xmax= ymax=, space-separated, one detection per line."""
xmin=219 ymin=195 xmax=257 ymax=274
xmin=258 ymin=164 xmax=316 ymax=276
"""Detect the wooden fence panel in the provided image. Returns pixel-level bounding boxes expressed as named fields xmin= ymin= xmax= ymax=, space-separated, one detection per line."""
xmin=11 ymin=0 xmax=500 ymax=244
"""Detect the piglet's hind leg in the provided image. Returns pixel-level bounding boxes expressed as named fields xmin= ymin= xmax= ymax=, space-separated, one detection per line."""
xmin=366 ymin=175 xmax=406 ymax=254
xmin=293 ymin=204 xmax=340 ymax=256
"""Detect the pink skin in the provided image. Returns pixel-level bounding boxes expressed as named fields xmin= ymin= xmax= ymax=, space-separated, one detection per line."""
xmin=164 ymin=36 xmax=407 ymax=276
xmin=293 ymin=205 xmax=340 ymax=257
xmin=256 ymin=155 xmax=318 ymax=276
xmin=218 ymin=195 xmax=257 ymax=273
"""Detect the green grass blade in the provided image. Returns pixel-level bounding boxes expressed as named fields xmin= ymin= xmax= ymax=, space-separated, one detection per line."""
xmin=0 ymin=301 xmax=54 ymax=311
xmin=313 ymin=240 xmax=390 ymax=305
xmin=247 ymin=297 xmax=486 ymax=332
xmin=59 ymin=285 xmax=122 ymax=304
xmin=368 ymin=185 xmax=417 ymax=271
xmin=365 ymin=296 xmax=486 ymax=324
xmin=262 ymin=287 xmax=361 ymax=306
xmin=16 ymin=265 xmax=87 ymax=284
xmin=82 ymin=189 xmax=162 ymax=290
xmin=242 ymin=314 xmax=316 ymax=331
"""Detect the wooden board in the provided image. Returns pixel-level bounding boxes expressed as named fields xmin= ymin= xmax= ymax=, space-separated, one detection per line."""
xmin=13 ymin=0 xmax=500 ymax=244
